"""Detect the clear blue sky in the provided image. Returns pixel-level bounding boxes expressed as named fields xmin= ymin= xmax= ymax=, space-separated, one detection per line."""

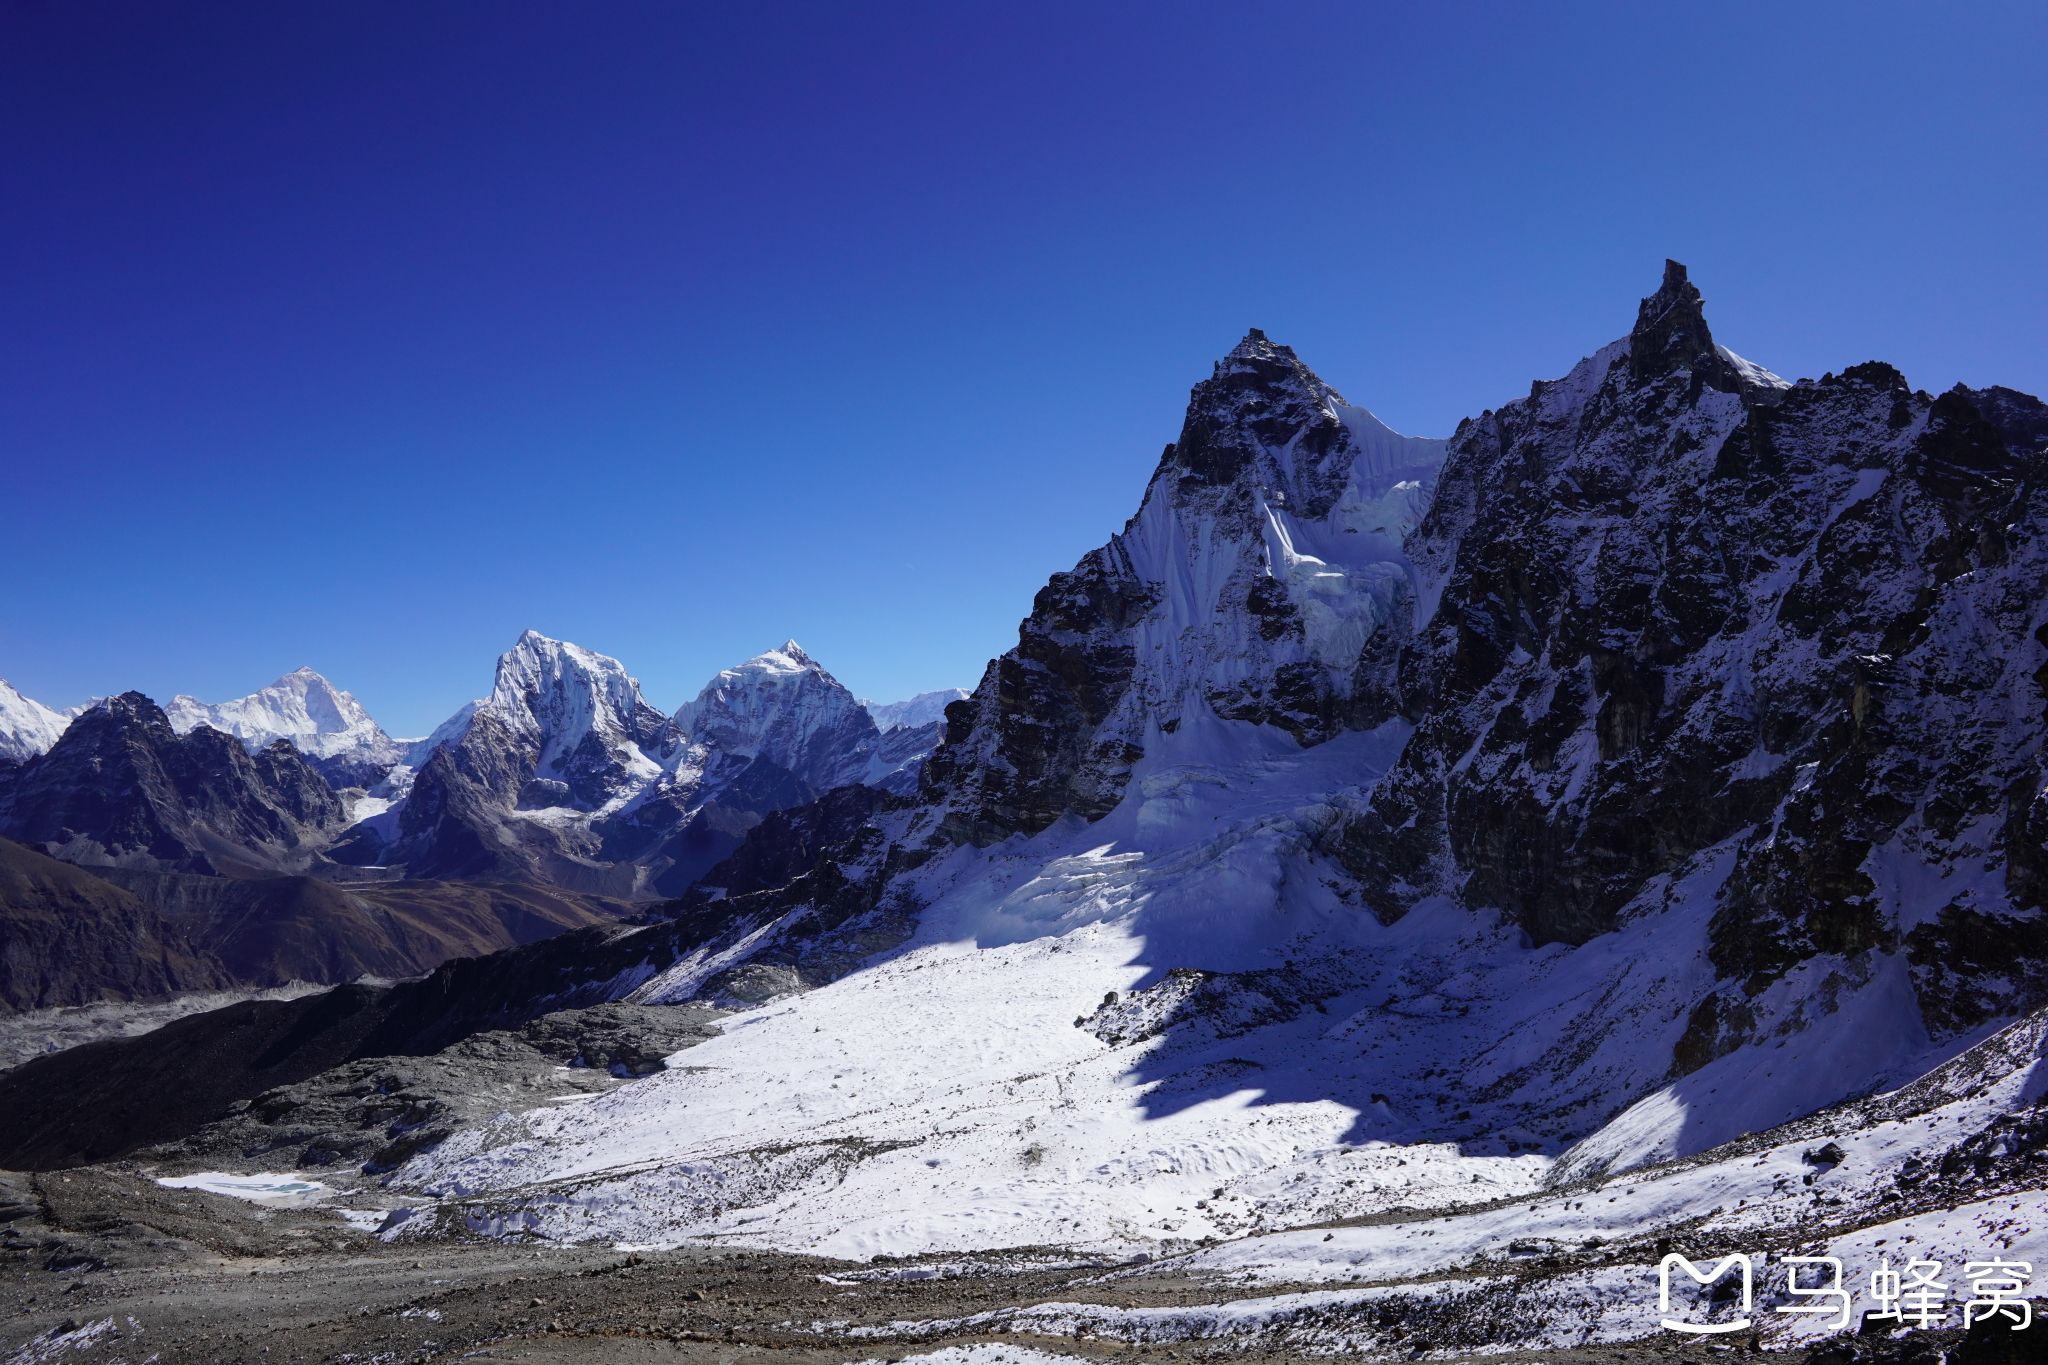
xmin=3 ymin=1 xmax=2042 ymax=735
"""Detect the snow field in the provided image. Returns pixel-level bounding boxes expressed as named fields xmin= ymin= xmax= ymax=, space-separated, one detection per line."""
xmin=387 ymin=690 xmax=2045 ymax=1267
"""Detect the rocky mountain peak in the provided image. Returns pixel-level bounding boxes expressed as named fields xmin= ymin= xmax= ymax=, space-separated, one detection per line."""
xmin=486 ymin=632 xmax=667 ymax=754
xmin=0 ymin=689 xmax=346 ymax=875
xmin=1626 ymin=257 xmax=1743 ymax=392
xmin=1170 ymin=329 xmax=1360 ymax=508
xmin=1223 ymin=327 xmax=1295 ymax=362
xmin=925 ymin=331 xmax=1448 ymax=847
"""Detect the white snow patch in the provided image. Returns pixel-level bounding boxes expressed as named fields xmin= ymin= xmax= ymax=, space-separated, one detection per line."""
xmin=156 ymin=1172 xmax=338 ymax=1207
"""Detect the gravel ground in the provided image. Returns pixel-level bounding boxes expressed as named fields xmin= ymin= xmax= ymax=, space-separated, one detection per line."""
xmin=2 ymin=1174 xmax=2013 ymax=1365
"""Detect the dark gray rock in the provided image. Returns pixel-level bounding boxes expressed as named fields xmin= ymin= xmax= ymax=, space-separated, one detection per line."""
xmin=0 ymin=838 xmax=227 ymax=1012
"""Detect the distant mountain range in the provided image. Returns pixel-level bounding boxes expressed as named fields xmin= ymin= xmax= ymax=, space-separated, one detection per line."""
xmin=0 ymin=641 xmax=960 ymax=1006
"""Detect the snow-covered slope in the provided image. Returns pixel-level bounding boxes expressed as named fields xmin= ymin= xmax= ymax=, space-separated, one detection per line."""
xmin=867 ymin=689 xmax=970 ymax=732
xmin=0 ymin=678 xmax=69 ymax=764
xmin=165 ymin=666 xmax=409 ymax=788
xmin=374 ymin=265 xmax=2048 ymax=1275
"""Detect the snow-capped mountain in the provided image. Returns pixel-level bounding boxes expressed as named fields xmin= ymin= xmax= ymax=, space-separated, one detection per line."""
xmin=348 ymin=632 xmax=932 ymax=896
xmin=919 ymin=326 xmax=1446 ymax=846
xmin=360 ymin=264 xmax=2048 ymax=1268
xmin=864 ymin=688 xmax=969 ymax=732
xmin=674 ymin=642 xmax=882 ymax=794
xmin=165 ymin=666 xmax=411 ymax=789
xmin=360 ymin=632 xmax=669 ymax=890
xmin=0 ymin=678 xmax=69 ymax=764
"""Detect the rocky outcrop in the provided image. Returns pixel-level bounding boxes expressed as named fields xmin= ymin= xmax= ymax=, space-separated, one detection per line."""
xmin=0 ymin=838 xmax=228 ymax=1011
xmin=0 ymin=693 xmax=349 ymax=876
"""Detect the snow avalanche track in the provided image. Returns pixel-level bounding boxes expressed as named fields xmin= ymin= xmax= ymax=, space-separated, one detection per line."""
xmin=382 ymin=708 xmax=2010 ymax=1265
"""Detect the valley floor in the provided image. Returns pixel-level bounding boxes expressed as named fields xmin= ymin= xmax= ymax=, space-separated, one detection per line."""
xmin=3 ymin=1162 xmax=2040 ymax=1365
xmin=0 ymin=1229 xmax=1990 ymax=1365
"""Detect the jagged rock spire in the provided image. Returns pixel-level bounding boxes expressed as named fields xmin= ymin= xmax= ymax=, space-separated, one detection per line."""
xmin=1628 ymin=259 xmax=1741 ymax=392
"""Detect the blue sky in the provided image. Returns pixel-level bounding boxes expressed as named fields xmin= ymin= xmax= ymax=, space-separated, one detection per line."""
xmin=3 ymin=0 xmax=2042 ymax=735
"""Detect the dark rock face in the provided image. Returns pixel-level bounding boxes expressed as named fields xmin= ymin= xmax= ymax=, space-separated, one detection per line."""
xmin=1628 ymin=259 xmax=1744 ymax=392
xmin=389 ymin=709 xmax=563 ymax=884
xmin=76 ymin=865 xmax=632 ymax=989
xmin=0 ymin=693 xmax=348 ymax=877
xmin=1319 ymin=271 xmax=2048 ymax=1049
xmin=0 ymin=838 xmax=228 ymax=1011
xmin=674 ymin=783 xmax=889 ymax=904
xmin=611 ymin=751 xmax=824 ymax=898
xmin=301 ymin=750 xmax=401 ymax=791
